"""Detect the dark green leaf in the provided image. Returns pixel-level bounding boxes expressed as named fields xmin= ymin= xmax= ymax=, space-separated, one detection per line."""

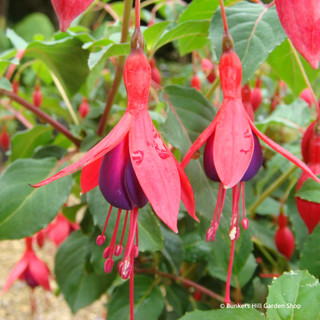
xmin=268 ymin=39 xmax=320 ymax=94
xmin=33 ymin=145 xmax=67 ymax=160
xmin=25 ymin=37 xmax=90 ymax=97
xmin=161 ymin=226 xmax=184 ymax=273
xmin=299 ymin=226 xmax=320 ymax=278
xmin=266 ymin=270 xmax=320 ymax=320
xmin=10 ymin=126 xmax=53 ymax=161
xmin=166 ymin=284 xmax=190 ymax=318
xmin=178 ymin=308 xmax=265 ymax=320
xmin=182 ymin=230 xmax=211 ymax=262
xmin=0 ymin=158 xmax=72 ymax=239
xmin=295 ymin=176 xmax=320 ymax=203
xmin=108 ymin=275 xmax=164 ymax=320
xmin=210 ymin=2 xmax=286 ymax=82
xmin=62 ymin=204 xmax=83 ymax=223
xmin=55 ymin=231 xmax=113 ymax=313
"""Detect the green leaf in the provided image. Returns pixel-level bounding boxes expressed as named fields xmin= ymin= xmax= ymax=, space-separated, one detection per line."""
xmin=0 ymin=158 xmax=72 ymax=239
xmin=178 ymin=36 xmax=209 ymax=56
xmin=268 ymin=39 xmax=320 ymax=94
xmin=266 ymin=270 xmax=320 ymax=320
xmin=107 ymin=275 xmax=164 ymax=320
xmin=166 ymin=284 xmax=189 ymax=318
xmin=0 ymin=77 xmax=12 ymax=91
xmin=210 ymin=2 xmax=286 ymax=82
xmin=299 ymin=226 xmax=320 ymax=278
xmin=87 ymin=188 xmax=163 ymax=253
xmin=143 ymin=21 xmax=171 ymax=52
xmin=295 ymin=176 xmax=320 ymax=203
xmin=6 ymin=29 xmax=28 ymax=49
xmin=154 ymin=20 xmax=210 ymax=53
xmin=10 ymin=126 xmax=53 ymax=161
xmin=55 ymin=231 xmax=114 ymax=313
xmin=161 ymin=85 xmax=217 ymax=218
xmin=161 ymin=226 xmax=184 ymax=274
xmin=14 ymin=13 xmax=55 ymax=42
xmin=88 ymin=43 xmax=130 ymax=70
xmin=208 ymin=226 xmax=257 ymax=287
xmin=178 ymin=308 xmax=266 ymax=320
xmin=25 ymin=37 xmax=90 ymax=98
xmin=179 ymin=0 xmax=221 ymax=22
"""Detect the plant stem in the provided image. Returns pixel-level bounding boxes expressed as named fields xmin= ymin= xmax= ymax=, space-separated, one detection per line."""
xmin=205 ymin=77 xmax=220 ymax=100
xmin=135 ymin=268 xmax=226 ymax=303
xmin=97 ymin=0 xmax=133 ymax=136
xmin=248 ymin=164 xmax=297 ymax=217
xmin=288 ymin=40 xmax=320 ymax=119
xmin=0 ymin=89 xmax=81 ymax=147
xmin=219 ymin=0 xmax=229 ymax=34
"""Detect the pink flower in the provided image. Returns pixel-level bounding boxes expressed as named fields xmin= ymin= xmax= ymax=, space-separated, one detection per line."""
xmin=2 ymin=238 xmax=50 ymax=293
xmin=31 ymin=30 xmax=197 ymax=279
xmin=182 ymin=33 xmax=320 ymax=304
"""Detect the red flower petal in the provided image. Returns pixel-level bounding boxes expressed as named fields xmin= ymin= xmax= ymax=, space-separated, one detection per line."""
xmin=2 ymin=253 xmax=29 ymax=293
xmin=275 ymin=0 xmax=320 ymax=69
xmin=28 ymin=252 xmax=51 ymax=291
xmin=249 ymin=117 xmax=320 ymax=183
xmin=51 ymin=0 xmax=95 ymax=32
xmin=31 ymin=112 xmax=132 ymax=188
xmin=174 ymin=158 xmax=198 ymax=221
xmin=181 ymin=111 xmax=220 ymax=169
xmin=129 ymin=111 xmax=180 ymax=233
xmin=214 ymin=99 xmax=254 ymax=188
xmin=80 ymin=156 xmax=103 ymax=194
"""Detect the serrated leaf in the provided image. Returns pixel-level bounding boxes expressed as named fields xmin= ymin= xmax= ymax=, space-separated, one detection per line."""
xmin=153 ymin=20 xmax=210 ymax=53
xmin=88 ymin=43 xmax=130 ymax=69
xmin=295 ymin=176 xmax=320 ymax=203
xmin=268 ymin=39 xmax=320 ymax=95
xmin=266 ymin=270 xmax=320 ymax=320
xmin=0 ymin=77 xmax=12 ymax=91
xmin=10 ymin=126 xmax=53 ymax=161
xmin=55 ymin=231 xmax=114 ymax=313
xmin=178 ymin=308 xmax=266 ymax=320
xmin=108 ymin=275 xmax=164 ymax=320
xmin=0 ymin=158 xmax=72 ymax=239
xmin=25 ymin=37 xmax=89 ymax=97
xmin=179 ymin=0 xmax=221 ymax=22
xmin=299 ymin=226 xmax=320 ymax=278
xmin=143 ymin=21 xmax=171 ymax=52
xmin=210 ymin=2 xmax=286 ymax=82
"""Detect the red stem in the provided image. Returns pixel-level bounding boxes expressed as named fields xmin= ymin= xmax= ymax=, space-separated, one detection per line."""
xmin=0 ymin=89 xmax=81 ymax=147
xmin=219 ymin=0 xmax=229 ymax=34
xmin=25 ymin=237 xmax=33 ymax=251
xmin=135 ymin=268 xmax=226 ymax=303
xmin=135 ymin=0 xmax=140 ymax=29
xmin=130 ymin=251 xmax=135 ymax=320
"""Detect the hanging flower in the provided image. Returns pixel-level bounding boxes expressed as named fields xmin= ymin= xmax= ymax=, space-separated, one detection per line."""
xmin=2 ymin=237 xmax=50 ymax=293
xmin=32 ymin=28 xmax=197 ymax=279
xmin=181 ymin=33 xmax=320 ymax=304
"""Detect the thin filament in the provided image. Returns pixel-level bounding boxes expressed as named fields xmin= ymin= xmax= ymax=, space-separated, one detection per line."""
xmin=102 ymin=206 xmax=113 ymax=235
xmin=135 ymin=0 xmax=140 ymax=29
xmin=108 ymin=209 xmax=122 ymax=258
xmin=119 ymin=210 xmax=129 ymax=247
xmin=129 ymin=249 xmax=135 ymax=320
xmin=219 ymin=0 xmax=229 ymax=34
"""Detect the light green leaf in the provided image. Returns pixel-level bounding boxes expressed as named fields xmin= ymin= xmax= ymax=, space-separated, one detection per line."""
xmin=295 ymin=176 xmax=320 ymax=203
xmin=0 ymin=77 xmax=12 ymax=91
xmin=143 ymin=21 xmax=171 ymax=52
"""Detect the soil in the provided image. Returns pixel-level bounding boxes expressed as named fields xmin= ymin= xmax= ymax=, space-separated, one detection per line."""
xmin=0 ymin=239 xmax=107 ymax=320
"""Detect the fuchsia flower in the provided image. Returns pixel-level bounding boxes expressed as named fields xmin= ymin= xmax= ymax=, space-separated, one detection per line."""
xmin=47 ymin=213 xmax=79 ymax=246
xmin=2 ymin=238 xmax=50 ymax=293
xmin=181 ymin=33 xmax=320 ymax=304
xmin=32 ymin=29 xmax=197 ymax=279
xmin=51 ymin=0 xmax=95 ymax=32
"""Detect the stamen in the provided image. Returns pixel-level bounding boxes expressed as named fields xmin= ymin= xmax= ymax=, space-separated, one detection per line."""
xmin=96 ymin=206 xmax=113 ymax=246
xmin=115 ymin=210 xmax=129 ymax=256
xmin=240 ymin=182 xmax=249 ymax=229
xmin=134 ymin=224 xmax=139 ymax=258
xmin=225 ymin=238 xmax=236 ymax=305
xmin=119 ymin=208 xmax=139 ymax=279
xmin=104 ymin=258 xmax=114 ymax=273
xmin=129 ymin=249 xmax=135 ymax=320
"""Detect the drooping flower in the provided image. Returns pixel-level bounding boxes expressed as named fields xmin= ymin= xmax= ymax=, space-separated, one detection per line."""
xmin=2 ymin=237 xmax=50 ymax=293
xmin=149 ymin=58 xmax=162 ymax=85
xmin=296 ymin=121 xmax=320 ymax=233
xmin=191 ymin=74 xmax=201 ymax=91
xmin=251 ymin=78 xmax=262 ymax=111
xmin=300 ymin=88 xmax=314 ymax=108
xmin=51 ymin=0 xmax=95 ymax=32
xmin=32 ymin=85 xmax=42 ymax=108
xmin=274 ymin=213 xmax=295 ymax=260
xmin=79 ymin=97 xmax=90 ymax=119
xmin=32 ymin=28 xmax=197 ymax=279
xmin=0 ymin=127 xmax=10 ymax=151
xmin=181 ymin=32 xmax=320 ymax=304
xmin=47 ymin=212 xmax=80 ymax=246
xmin=275 ymin=0 xmax=320 ymax=69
